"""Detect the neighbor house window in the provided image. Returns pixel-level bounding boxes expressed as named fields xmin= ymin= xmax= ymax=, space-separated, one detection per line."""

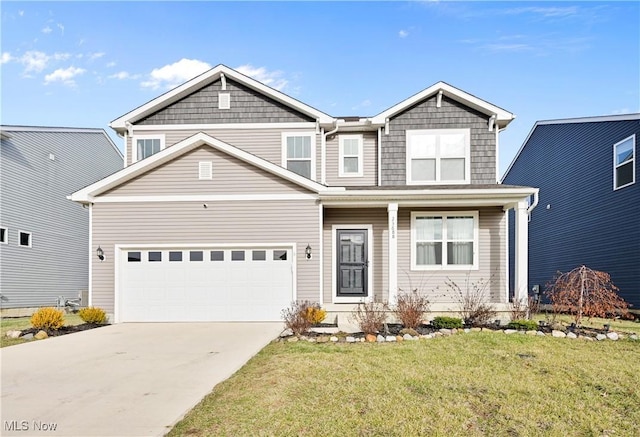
xmin=339 ymin=135 xmax=363 ymax=177
xmin=406 ymin=129 xmax=470 ymax=184
xmin=133 ymin=135 xmax=165 ymax=162
xmin=0 ymin=227 xmax=7 ymax=244
xmin=614 ymin=135 xmax=635 ymax=190
xmin=282 ymin=132 xmax=314 ymax=179
xmin=411 ymin=212 xmax=478 ymax=270
xmin=18 ymin=231 xmax=32 ymax=247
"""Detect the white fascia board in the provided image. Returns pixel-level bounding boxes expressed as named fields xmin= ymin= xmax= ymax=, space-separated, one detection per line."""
xmin=69 ymin=132 xmax=331 ymax=203
xmin=110 ymin=65 xmax=333 ymax=131
xmin=371 ymin=82 xmax=514 ymax=126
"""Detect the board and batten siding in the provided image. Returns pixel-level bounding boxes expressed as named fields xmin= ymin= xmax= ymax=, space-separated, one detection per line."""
xmin=325 ymin=131 xmax=378 ymax=186
xmin=0 ymin=128 xmax=123 ymax=308
xmin=382 ymin=95 xmax=496 ymax=185
xmin=127 ymin=128 xmax=322 ymax=182
xmin=105 ymin=146 xmax=312 ymax=197
xmin=396 ymin=207 xmax=506 ymax=304
xmin=91 ymin=200 xmax=320 ymax=314
xmin=323 ymin=208 xmax=388 ymax=304
xmin=137 ymin=78 xmax=314 ymax=125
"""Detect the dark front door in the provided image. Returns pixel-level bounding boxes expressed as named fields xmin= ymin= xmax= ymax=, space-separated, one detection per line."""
xmin=337 ymin=230 xmax=368 ymax=297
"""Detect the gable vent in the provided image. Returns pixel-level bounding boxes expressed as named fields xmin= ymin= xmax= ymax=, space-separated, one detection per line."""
xmin=218 ymin=92 xmax=230 ymax=109
xmin=198 ymin=161 xmax=213 ymax=180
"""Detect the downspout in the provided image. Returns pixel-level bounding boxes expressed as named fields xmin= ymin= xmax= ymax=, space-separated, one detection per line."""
xmin=527 ymin=190 xmax=539 ymax=216
xmin=377 ymin=126 xmax=382 ymax=186
xmin=322 ymin=121 xmax=339 ymax=185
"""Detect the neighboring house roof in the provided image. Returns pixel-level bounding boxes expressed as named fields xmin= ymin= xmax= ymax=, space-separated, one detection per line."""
xmin=110 ymin=64 xmax=335 ymax=132
xmin=69 ymin=132 xmax=338 ymax=203
xmin=371 ymin=81 xmax=515 ymax=128
xmin=0 ymin=125 xmax=123 ymax=159
xmin=502 ymin=113 xmax=640 ymax=181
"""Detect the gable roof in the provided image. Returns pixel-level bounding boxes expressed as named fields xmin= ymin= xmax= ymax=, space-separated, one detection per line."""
xmin=110 ymin=65 xmax=334 ymax=132
xmin=69 ymin=132 xmax=334 ymax=203
xmin=371 ymin=81 xmax=514 ymax=127
xmin=502 ymin=113 xmax=640 ymax=181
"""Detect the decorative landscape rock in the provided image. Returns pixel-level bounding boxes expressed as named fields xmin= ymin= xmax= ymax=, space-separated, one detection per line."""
xmin=606 ymin=332 xmax=619 ymax=341
xmin=287 ymin=336 xmax=299 ymax=343
xmin=566 ymin=332 xmax=577 ymax=339
xmin=6 ymin=330 xmax=21 ymax=338
xmin=596 ymin=334 xmax=607 ymax=341
xmin=346 ymin=336 xmax=356 ymax=343
xmin=20 ymin=333 xmax=34 ymax=340
xmin=385 ymin=335 xmax=396 ymax=342
xmin=403 ymin=333 xmax=415 ymax=341
xmin=377 ymin=334 xmax=385 ymax=343
xmin=395 ymin=335 xmax=403 ymax=342
xmin=504 ymin=329 xmax=517 ymax=335
xmin=34 ymin=330 xmax=48 ymax=340
xmin=537 ymin=331 xmax=546 ymax=336
xmin=526 ymin=330 xmax=537 ymax=336
xmin=439 ymin=328 xmax=452 ymax=335
xmin=552 ymin=330 xmax=567 ymax=338
xmin=630 ymin=334 xmax=638 ymax=341
xmin=330 ymin=336 xmax=339 ymax=342
xmin=316 ymin=336 xmax=329 ymax=343
xmin=365 ymin=334 xmax=377 ymax=343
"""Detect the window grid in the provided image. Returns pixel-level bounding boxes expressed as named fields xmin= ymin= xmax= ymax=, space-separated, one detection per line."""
xmin=406 ymin=129 xmax=470 ymax=184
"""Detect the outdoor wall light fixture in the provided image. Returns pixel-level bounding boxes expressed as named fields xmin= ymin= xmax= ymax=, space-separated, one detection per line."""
xmin=305 ymin=244 xmax=312 ymax=260
xmin=97 ymin=246 xmax=105 ymax=261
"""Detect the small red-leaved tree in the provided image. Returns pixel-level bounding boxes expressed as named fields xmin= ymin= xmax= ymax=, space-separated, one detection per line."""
xmin=544 ymin=265 xmax=629 ymax=326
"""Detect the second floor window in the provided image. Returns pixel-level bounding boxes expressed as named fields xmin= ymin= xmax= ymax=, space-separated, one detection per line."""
xmin=282 ymin=133 xmax=314 ymax=179
xmin=339 ymin=135 xmax=363 ymax=177
xmin=406 ymin=129 xmax=470 ymax=184
xmin=614 ymin=135 xmax=635 ymax=190
xmin=133 ymin=135 xmax=165 ymax=162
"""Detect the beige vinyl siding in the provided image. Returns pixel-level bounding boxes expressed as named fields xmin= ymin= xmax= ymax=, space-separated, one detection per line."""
xmin=323 ymin=208 xmax=388 ymax=304
xmin=397 ymin=207 xmax=506 ymax=304
xmin=105 ymin=146 xmax=311 ymax=196
xmin=325 ymin=131 xmax=378 ymax=186
xmin=127 ymin=128 xmax=321 ymax=181
xmin=91 ymin=200 xmax=320 ymax=313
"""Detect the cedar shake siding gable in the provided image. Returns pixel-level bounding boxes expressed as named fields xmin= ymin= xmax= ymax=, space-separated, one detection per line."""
xmin=104 ymin=145 xmax=314 ymax=197
xmin=381 ymin=95 xmax=496 ymax=185
xmin=137 ymin=78 xmax=314 ymax=125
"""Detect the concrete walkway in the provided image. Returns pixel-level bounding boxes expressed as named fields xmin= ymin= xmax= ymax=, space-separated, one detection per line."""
xmin=1 ymin=322 xmax=284 ymax=437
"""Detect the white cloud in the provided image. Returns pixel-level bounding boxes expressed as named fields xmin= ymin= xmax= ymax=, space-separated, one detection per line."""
xmin=89 ymin=52 xmax=105 ymax=61
xmin=109 ymin=71 xmax=140 ymax=80
xmin=20 ymin=51 xmax=50 ymax=73
xmin=44 ymin=66 xmax=86 ymax=86
xmin=235 ymin=64 xmax=288 ymax=91
xmin=42 ymin=26 xmax=52 ymax=34
xmin=399 ymin=30 xmax=409 ymax=38
xmin=106 ymin=61 xmax=116 ymax=68
xmin=57 ymin=23 xmax=65 ymax=35
xmin=1 ymin=52 xmax=13 ymax=64
xmin=141 ymin=58 xmax=211 ymax=90
xmin=505 ymin=6 xmax=579 ymax=18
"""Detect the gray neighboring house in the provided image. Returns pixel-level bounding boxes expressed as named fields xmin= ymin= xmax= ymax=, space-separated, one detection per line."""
xmin=1 ymin=126 xmax=123 ymax=314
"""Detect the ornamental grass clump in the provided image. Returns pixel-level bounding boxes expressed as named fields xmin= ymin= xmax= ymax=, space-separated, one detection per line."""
xmin=30 ymin=307 xmax=65 ymax=332
xmin=78 ymin=307 xmax=108 ymax=324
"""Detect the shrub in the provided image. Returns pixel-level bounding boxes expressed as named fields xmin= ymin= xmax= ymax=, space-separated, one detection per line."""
xmin=394 ymin=289 xmax=430 ymax=330
xmin=507 ymin=320 xmax=538 ymax=331
xmin=30 ymin=307 xmax=65 ymax=332
xmin=304 ymin=304 xmax=327 ymax=325
xmin=78 ymin=307 xmax=107 ymax=324
xmin=545 ymin=265 xmax=630 ymax=326
xmin=281 ymin=301 xmax=322 ymax=336
xmin=351 ymin=301 xmax=388 ymax=335
xmin=509 ymin=297 xmax=529 ymax=321
xmin=431 ymin=316 xmax=463 ymax=329
xmin=447 ymin=276 xmax=497 ymax=326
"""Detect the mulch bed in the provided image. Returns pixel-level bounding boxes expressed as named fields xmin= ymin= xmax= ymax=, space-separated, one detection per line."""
xmin=21 ymin=323 xmax=108 ymax=337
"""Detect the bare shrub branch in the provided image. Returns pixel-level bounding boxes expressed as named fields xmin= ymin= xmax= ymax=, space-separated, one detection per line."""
xmin=351 ymin=301 xmax=389 ymax=335
xmin=447 ymin=275 xmax=497 ymax=326
xmin=394 ymin=289 xmax=430 ymax=329
xmin=281 ymin=301 xmax=322 ymax=336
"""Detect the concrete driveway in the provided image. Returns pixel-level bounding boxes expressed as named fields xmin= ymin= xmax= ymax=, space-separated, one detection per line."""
xmin=1 ymin=322 xmax=284 ymax=437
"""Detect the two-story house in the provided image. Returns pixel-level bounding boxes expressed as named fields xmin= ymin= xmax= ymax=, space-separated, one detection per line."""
xmin=70 ymin=65 xmax=537 ymax=323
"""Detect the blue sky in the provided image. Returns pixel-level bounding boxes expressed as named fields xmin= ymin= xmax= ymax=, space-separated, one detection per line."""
xmin=1 ymin=1 xmax=638 ymax=176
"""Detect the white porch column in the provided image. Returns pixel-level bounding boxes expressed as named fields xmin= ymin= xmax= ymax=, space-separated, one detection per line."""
xmin=514 ymin=200 xmax=529 ymax=303
xmin=387 ymin=203 xmax=398 ymax=304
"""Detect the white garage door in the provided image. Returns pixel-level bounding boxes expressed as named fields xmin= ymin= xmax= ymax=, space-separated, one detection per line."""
xmin=119 ymin=247 xmax=294 ymax=322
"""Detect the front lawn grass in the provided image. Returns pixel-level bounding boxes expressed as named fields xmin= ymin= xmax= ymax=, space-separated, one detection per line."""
xmin=0 ymin=313 xmax=84 ymax=348
xmin=169 ymin=333 xmax=639 ymax=437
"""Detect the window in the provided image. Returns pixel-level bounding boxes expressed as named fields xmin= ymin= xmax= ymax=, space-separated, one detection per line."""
xmin=0 ymin=227 xmax=7 ymax=244
xmin=231 ymin=250 xmax=245 ymax=261
xmin=252 ymin=250 xmax=266 ymax=261
xmin=614 ymin=135 xmax=635 ymax=190
xmin=339 ymin=135 xmax=363 ymax=177
xmin=282 ymin=133 xmax=314 ymax=179
xmin=411 ymin=212 xmax=478 ymax=270
xmin=210 ymin=250 xmax=224 ymax=261
xmin=273 ymin=250 xmax=287 ymax=261
xmin=190 ymin=251 xmax=204 ymax=261
xmin=406 ymin=129 xmax=470 ymax=184
xmin=169 ymin=251 xmax=183 ymax=262
xmin=148 ymin=251 xmax=162 ymax=262
xmin=133 ymin=135 xmax=165 ymax=162
xmin=128 ymin=251 xmax=141 ymax=262
xmin=18 ymin=231 xmax=32 ymax=247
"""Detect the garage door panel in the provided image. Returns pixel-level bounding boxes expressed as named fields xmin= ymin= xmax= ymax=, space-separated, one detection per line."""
xmin=120 ymin=248 xmax=293 ymax=322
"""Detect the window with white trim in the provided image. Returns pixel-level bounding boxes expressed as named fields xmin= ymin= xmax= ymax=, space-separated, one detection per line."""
xmin=614 ymin=135 xmax=635 ymax=190
xmin=411 ymin=212 xmax=478 ymax=270
xmin=0 ymin=227 xmax=7 ymax=244
xmin=282 ymin=133 xmax=314 ymax=179
xmin=406 ymin=129 xmax=470 ymax=184
xmin=133 ymin=135 xmax=165 ymax=162
xmin=18 ymin=231 xmax=32 ymax=248
xmin=339 ymin=134 xmax=363 ymax=177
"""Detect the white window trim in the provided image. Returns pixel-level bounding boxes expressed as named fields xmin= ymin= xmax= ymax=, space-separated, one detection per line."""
xmin=339 ymin=134 xmax=364 ymax=178
xmin=18 ymin=230 xmax=32 ymax=248
xmin=406 ymin=129 xmax=471 ymax=185
xmin=281 ymin=132 xmax=316 ymax=181
xmin=613 ymin=134 xmax=635 ymax=190
xmin=131 ymin=134 xmax=166 ymax=163
xmin=0 ymin=226 xmax=7 ymax=244
xmin=331 ymin=224 xmax=374 ymax=304
xmin=410 ymin=211 xmax=479 ymax=271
